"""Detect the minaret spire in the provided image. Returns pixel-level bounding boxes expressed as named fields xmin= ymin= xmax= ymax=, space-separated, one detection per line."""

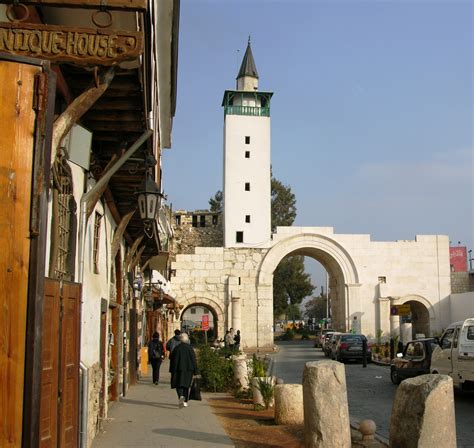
xmin=236 ymin=38 xmax=259 ymax=91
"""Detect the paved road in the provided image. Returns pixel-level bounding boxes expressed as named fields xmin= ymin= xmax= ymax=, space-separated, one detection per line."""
xmin=271 ymin=340 xmax=474 ymax=447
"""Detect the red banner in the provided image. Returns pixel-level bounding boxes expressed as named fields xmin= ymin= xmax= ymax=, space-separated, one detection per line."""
xmin=202 ymin=314 xmax=209 ymax=331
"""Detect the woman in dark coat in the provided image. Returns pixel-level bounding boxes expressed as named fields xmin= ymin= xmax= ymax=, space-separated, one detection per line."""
xmin=148 ymin=332 xmax=165 ymax=385
xmin=169 ymin=333 xmax=198 ymax=408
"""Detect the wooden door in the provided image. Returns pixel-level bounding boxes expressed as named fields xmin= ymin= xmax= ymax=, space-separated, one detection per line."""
xmin=39 ymin=280 xmax=61 ymax=447
xmin=59 ymin=282 xmax=81 ymax=448
xmin=0 ymin=58 xmax=44 ymax=448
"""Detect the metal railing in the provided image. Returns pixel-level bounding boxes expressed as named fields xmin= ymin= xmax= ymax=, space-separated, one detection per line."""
xmin=224 ymin=105 xmax=270 ymax=117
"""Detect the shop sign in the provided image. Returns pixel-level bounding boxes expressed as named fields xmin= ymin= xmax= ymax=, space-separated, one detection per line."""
xmin=202 ymin=314 xmax=209 ymax=331
xmin=0 ymin=22 xmax=143 ymax=65
xmin=390 ymin=304 xmax=411 ymax=316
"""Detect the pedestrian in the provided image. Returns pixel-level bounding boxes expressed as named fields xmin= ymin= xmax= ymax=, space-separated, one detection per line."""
xmin=166 ymin=329 xmax=181 ymax=355
xmin=169 ymin=333 xmax=198 ymax=408
xmin=225 ymin=329 xmax=234 ymax=349
xmin=148 ymin=332 xmax=165 ymax=385
xmin=234 ymin=329 xmax=241 ymax=351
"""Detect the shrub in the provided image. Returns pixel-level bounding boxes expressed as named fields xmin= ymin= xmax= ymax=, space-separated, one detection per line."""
xmin=301 ymin=328 xmax=310 ymax=340
xmin=251 ymin=354 xmax=267 ymax=378
xmin=256 ymin=378 xmax=274 ymax=409
xmin=197 ymin=345 xmax=234 ymax=392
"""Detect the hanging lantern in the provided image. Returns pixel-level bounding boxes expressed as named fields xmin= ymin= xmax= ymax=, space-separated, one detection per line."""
xmin=137 ymin=178 xmax=161 ymax=221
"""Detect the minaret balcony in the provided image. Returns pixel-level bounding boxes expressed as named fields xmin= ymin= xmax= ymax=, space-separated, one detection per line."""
xmin=224 ymin=105 xmax=270 ymax=117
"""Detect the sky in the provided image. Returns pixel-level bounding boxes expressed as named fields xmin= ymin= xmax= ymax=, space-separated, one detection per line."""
xmin=162 ymin=0 xmax=473 ymax=290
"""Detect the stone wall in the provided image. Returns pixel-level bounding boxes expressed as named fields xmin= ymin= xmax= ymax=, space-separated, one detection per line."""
xmin=172 ymin=210 xmax=223 ymax=254
xmin=451 ymin=272 xmax=474 ymax=294
xmin=87 ymin=362 xmax=102 ymax=448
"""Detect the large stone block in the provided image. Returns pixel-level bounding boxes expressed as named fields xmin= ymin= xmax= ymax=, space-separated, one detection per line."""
xmin=303 ymin=361 xmax=350 ymax=448
xmin=389 ymin=374 xmax=456 ymax=448
xmin=274 ymin=384 xmax=304 ymax=425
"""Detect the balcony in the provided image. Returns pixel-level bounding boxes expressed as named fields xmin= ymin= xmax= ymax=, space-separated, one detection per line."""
xmin=224 ymin=105 xmax=270 ymax=117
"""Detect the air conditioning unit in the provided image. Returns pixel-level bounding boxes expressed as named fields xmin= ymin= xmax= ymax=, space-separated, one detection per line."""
xmin=63 ymin=124 xmax=92 ymax=171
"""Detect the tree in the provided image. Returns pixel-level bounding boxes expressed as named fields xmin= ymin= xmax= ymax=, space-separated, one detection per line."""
xmin=304 ymin=294 xmax=328 ymax=322
xmin=273 ymin=256 xmax=314 ymax=316
xmin=208 ymin=190 xmax=223 ymax=213
xmin=271 ymin=178 xmax=296 ymax=232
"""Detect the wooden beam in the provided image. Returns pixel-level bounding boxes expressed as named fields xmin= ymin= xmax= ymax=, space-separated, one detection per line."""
xmin=0 ymin=0 xmax=147 ymax=11
xmin=111 ymin=209 xmax=135 ymax=260
xmin=124 ymin=236 xmax=143 ymax=272
xmin=130 ymin=246 xmax=145 ymax=272
xmin=52 ymin=67 xmax=115 ymax=161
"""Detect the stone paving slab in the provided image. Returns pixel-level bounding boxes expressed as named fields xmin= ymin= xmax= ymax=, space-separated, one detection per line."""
xmin=93 ymin=360 xmax=234 ymax=448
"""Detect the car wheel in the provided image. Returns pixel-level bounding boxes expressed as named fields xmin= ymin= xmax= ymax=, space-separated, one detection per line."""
xmin=390 ymin=368 xmax=401 ymax=385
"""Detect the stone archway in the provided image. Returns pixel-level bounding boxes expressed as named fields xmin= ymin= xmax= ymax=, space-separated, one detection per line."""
xmin=179 ymin=292 xmax=226 ymax=339
xmin=393 ymin=294 xmax=434 ymax=338
xmin=257 ymin=233 xmax=360 ymax=346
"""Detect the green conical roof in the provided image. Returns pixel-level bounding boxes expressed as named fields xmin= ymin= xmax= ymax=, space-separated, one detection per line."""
xmin=237 ymin=40 xmax=259 ymax=80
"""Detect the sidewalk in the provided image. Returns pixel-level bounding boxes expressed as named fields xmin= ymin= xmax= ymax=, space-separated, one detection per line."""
xmin=93 ymin=360 xmax=234 ymax=448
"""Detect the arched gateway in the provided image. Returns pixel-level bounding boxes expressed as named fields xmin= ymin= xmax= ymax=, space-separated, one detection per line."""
xmin=170 ymin=228 xmax=451 ymax=349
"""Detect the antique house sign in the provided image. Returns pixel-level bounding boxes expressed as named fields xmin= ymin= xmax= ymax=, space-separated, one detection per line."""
xmin=0 ymin=22 xmax=143 ymax=65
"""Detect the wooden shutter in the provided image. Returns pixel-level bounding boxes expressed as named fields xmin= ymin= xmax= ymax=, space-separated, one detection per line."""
xmin=59 ymin=282 xmax=81 ymax=448
xmin=39 ymin=279 xmax=60 ymax=447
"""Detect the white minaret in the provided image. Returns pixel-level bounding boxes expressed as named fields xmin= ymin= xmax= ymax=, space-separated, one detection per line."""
xmin=222 ymin=39 xmax=273 ymax=248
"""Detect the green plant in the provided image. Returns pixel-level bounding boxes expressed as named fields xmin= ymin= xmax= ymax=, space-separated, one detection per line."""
xmin=256 ymin=378 xmax=274 ymax=409
xmin=251 ymin=354 xmax=267 ymax=378
xmin=197 ymin=345 xmax=234 ymax=392
xmin=301 ymin=328 xmax=310 ymax=340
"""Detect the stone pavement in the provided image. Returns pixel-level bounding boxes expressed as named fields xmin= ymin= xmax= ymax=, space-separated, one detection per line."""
xmin=93 ymin=359 xmax=234 ymax=448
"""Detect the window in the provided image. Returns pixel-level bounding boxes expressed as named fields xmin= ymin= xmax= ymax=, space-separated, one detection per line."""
xmin=378 ymin=276 xmax=386 ymax=283
xmin=200 ymin=215 xmax=206 ymax=227
xmin=212 ymin=215 xmax=219 ymax=226
xmin=50 ymin=158 xmax=76 ymax=281
xmin=405 ymin=341 xmax=425 ymax=359
xmin=190 ymin=308 xmax=196 ymax=314
xmin=245 ymin=215 xmax=251 ymax=223
xmin=203 ymin=309 xmax=209 ymax=314
xmin=245 ymin=151 xmax=250 ymax=158
xmin=236 ymin=231 xmax=244 ymax=243
xmin=440 ymin=328 xmax=455 ymax=350
xmin=245 ymin=136 xmax=250 ymax=144
xmin=245 ymin=182 xmax=250 ymax=191
xmin=192 ymin=215 xmax=198 ymax=227
xmin=467 ymin=326 xmax=474 ymax=340
xmin=93 ymin=212 xmax=102 ymax=274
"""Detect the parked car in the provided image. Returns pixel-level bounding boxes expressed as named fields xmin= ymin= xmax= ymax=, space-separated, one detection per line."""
xmin=331 ymin=333 xmax=371 ymax=363
xmin=390 ymin=338 xmax=439 ymax=385
xmin=315 ymin=328 xmax=336 ymax=348
xmin=323 ymin=332 xmax=341 ymax=357
xmin=431 ymin=318 xmax=474 ymax=391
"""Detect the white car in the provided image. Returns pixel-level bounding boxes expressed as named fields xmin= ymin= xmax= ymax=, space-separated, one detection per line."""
xmin=430 ymin=318 xmax=474 ymax=390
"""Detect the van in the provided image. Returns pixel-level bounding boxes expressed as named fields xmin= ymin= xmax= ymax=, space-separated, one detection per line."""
xmin=430 ymin=318 xmax=474 ymax=390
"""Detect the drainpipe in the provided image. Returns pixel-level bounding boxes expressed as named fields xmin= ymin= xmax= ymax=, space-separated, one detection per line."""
xmin=77 ymin=130 xmax=152 ymax=447
xmin=79 ymin=362 xmax=89 ymax=448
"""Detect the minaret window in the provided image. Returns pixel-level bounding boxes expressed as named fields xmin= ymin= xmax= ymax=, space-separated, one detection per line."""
xmin=245 ymin=136 xmax=250 ymax=144
xmin=245 ymin=215 xmax=251 ymax=223
xmin=245 ymin=151 xmax=250 ymax=158
xmin=245 ymin=182 xmax=250 ymax=191
xmin=236 ymin=231 xmax=244 ymax=243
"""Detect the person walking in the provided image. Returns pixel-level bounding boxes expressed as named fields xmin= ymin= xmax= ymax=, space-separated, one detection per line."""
xmin=169 ymin=333 xmax=198 ymax=408
xmin=147 ymin=332 xmax=165 ymax=385
xmin=166 ymin=329 xmax=181 ymax=355
xmin=225 ymin=328 xmax=234 ymax=349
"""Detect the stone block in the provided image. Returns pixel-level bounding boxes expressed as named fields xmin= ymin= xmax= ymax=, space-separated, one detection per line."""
xmin=233 ymin=355 xmax=249 ymax=390
xmin=303 ymin=360 xmax=350 ymax=448
xmin=274 ymin=384 xmax=304 ymax=425
xmin=389 ymin=374 xmax=456 ymax=448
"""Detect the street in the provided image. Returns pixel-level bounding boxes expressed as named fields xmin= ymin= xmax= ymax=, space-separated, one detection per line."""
xmin=271 ymin=340 xmax=474 ymax=447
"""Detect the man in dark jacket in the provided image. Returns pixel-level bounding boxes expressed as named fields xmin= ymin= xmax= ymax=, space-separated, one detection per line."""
xmin=169 ymin=333 xmax=198 ymax=408
xmin=166 ymin=329 xmax=181 ymax=355
xmin=148 ymin=332 xmax=165 ymax=385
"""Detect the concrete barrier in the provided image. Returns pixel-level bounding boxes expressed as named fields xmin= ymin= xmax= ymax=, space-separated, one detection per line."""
xmin=303 ymin=361 xmax=351 ymax=448
xmin=389 ymin=374 xmax=456 ymax=448
xmin=274 ymin=384 xmax=304 ymax=425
